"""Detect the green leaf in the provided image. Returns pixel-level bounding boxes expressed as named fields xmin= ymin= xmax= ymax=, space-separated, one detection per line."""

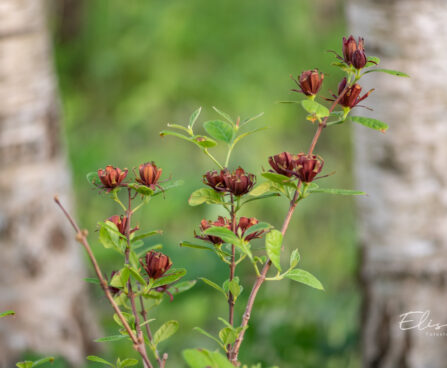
xmin=228 ymin=279 xmax=242 ymax=299
xmin=87 ymin=356 xmax=114 ymax=366
xmin=200 ymin=277 xmax=227 ymax=297
xmin=132 ymin=230 xmax=162 ymax=242
xmin=203 ymin=120 xmax=234 ymax=143
xmin=180 ymin=241 xmax=213 ymax=251
xmin=189 ymin=107 xmax=202 ymax=129
xmin=152 ymin=268 xmax=186 ymax=288
xmin=188 ymin=188 xmax=224 ymax=206
xmin=308 ymin=187 xmax=366 ymax=196
xmin=84 ymin=277 xmax=100 ymax=285
xmin=153 ymin=320 xmax=179 ymax=345
xmin=265 ymin=230 xmax=283 ymax=272
xmin=166 ymin=123 xmax=191 ymax=134
xmin=285 ymin=269 xmax=324 ymax=290
xmin=242 ymin=193 xmax=280 ymax=206
xmin=193 ymin=135 xmax=218 ymax=148
xmin=94 ymin=334 xmax=129 ymax=343
xmin=99 ymin=222 xmax=122 ymax=251
xmin=212 ymin=106 xmax=234 ymax=125
xmin=129 ymin=184 xmax=154 ymax=196
xmin=32 ymin=357 xmax=55 ymax=367
xmin=110 ymin=269 xmax=127 ymax=288
xmin=261 ymin=172 xmax=296 ymax=188
xmin=240 ymin=111 xmax=264 ymax=126
xmin=250 ymin=182 xmax=272 ymax=196
xmin=301 ymin=99 xmax=330 ymax=119
xmin=160 ymin=130 xmax=194 ymax=143
xmin=16 ymin=362 xmax=33 ymax=368
xmin=168 ymin=280 xmax=197 ymax=295
xmin=366 ymin=56 xmax=380 ymax=66
xmin=363 ymin=68 xmax=409 ymax=77
xmin=0 ymin=310 xmax=15 ymax=318
xmin=219 ymin=327 xmax=238 ymax=345
xmin=243 ymin=222 xmax=272 ymax=238
xmin=350 ymin=115 xmax=389 ymax=132
xmin=289 ymin=249 xmax=300 ymax=269
xmin=119 ymin=359 xmax=138 ymax=367
xmin=203 ymin=227 xmax=239 ymax=244
xmin=183 ymin=349 xmax=213 ymax=368
xmin=126 ymin=265 xmax=147 ymax=286
xmin=191 ymin=329 xmax=225 ymax=350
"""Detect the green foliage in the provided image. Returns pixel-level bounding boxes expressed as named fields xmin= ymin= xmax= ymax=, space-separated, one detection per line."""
xmin=363 ymin=68 xmax=409 ymax=77
xmin=265 ymin=230 xmax=283 ymax=272
xmin=16 ymin=357 xmax=55 ymax=368
xmin=285 ymin=269 xmax=324 ymax=290
xmin=203 ymin=120 xmax=235 ymax=143
xmin=0 ymin=310 xmax=15 ymax=318
xmin=189 ymin=188 xmax=225 ymax=206
xmin=153 ymin=320 xmax=179 ymax=346
xmin=350 ymin=115 xmax=389 ymax=132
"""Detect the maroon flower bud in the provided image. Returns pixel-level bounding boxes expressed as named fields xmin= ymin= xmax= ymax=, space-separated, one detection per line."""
xmin=222 ymin=167 xmax=256 ymax=196
xmin=203 ymin=170 xmax=226 ymax=192
xmin=342 ymin=35 xmax=367 ymax=69
xmin=237 ymin=217 xmax=265 ymax=241
xmin=136 ymin=162 xmax=162 ymax=189
xmin=195 ymin=216 xmax=230 ymax=245
xmin=98 ymin=166 xmax=128 ymax=190
xmin=293 ymin=69 xmax=324 ymax=96
xmin=293 ymin=154 xmax=324 ymax=183
xmin=140 ymin=251 xmax=172 ymax=280
xmin=352 ymin=49 xmax=367 ymax=69
xmin=337 ymin=78 xmax=373 ymax=109
xmin=108 ymin=270 xmax=121 ymax=296
xmin=268 ymin=152 xmax=296 ymax=177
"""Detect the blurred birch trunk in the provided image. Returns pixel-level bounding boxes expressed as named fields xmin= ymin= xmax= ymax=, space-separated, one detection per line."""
xmin=0 ymin=0 xmax=98 ymax=366
xmin=347 ymin=1 xmax=447 ymax=367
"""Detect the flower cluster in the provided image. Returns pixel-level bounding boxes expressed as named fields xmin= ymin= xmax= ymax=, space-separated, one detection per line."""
xmin=268 ymin=152 xmax=324 ymax=183
xmin=195 ymin=216 xmax=265 ymax=245
xmin=203 ymin=167 xmax=256 ymax=196
xmin=97 ymin=162 xmax=163 ymax=191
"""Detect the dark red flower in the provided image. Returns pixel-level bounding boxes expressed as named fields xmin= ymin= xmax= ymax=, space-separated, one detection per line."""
xmin=237 ymin=217 xmax=265 ymax=241
xmin=195 ymin=216 xmax=230 ymax=245
xmin=98 ymin=166 xmax=128 ymax=190
xmin=293 ymin=154 xmax=324 ymax=183
xmin=140 ymin=251 xmax=172 ymax=280
xmin=222 ymin=167 xmax=256 ymax=196
xmin=336 ymin=78 xmax=374 ymax=109
xmin=343 ymin=35 xmax=367 ymax=69
xmin=291 ymin=69 xmax=324 ymax=96
xmin=268 ymin=152 xmax=297 ymax=177
xmin=136 ymin=162 xmax=162 ymax=189
xmin=203 ymin=170 xmax=226 ymax=192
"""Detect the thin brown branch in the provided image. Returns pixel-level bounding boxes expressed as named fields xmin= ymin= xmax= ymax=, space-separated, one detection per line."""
xmin=230 ymin=90 xmax=348 ymax=363
xmin=54 ymin=196 xmax=154 ymax=368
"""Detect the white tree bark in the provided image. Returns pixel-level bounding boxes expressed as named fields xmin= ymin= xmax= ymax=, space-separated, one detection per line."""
xmin=0 ymin=1 xmax=98 ymax=366
xmin=348 ymin=1 xmax=447 ymax=367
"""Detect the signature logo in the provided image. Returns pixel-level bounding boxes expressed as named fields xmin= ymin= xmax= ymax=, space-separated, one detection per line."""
xmin=400 ymin=310 xmax=447 ymax=335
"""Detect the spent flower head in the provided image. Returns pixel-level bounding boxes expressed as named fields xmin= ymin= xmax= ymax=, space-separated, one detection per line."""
xmin=98 ymin=166 xmax=128 ymax=190
xmin=140 ymin=251 xmax=172 ymax=280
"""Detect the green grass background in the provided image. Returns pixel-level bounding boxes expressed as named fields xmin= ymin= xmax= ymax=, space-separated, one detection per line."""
xmin=31 ymin=1 xmax=362 ymax=367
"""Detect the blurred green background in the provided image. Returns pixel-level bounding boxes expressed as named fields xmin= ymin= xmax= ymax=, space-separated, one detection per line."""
xmin=45 ymin=0 xmax=360 ymax=367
